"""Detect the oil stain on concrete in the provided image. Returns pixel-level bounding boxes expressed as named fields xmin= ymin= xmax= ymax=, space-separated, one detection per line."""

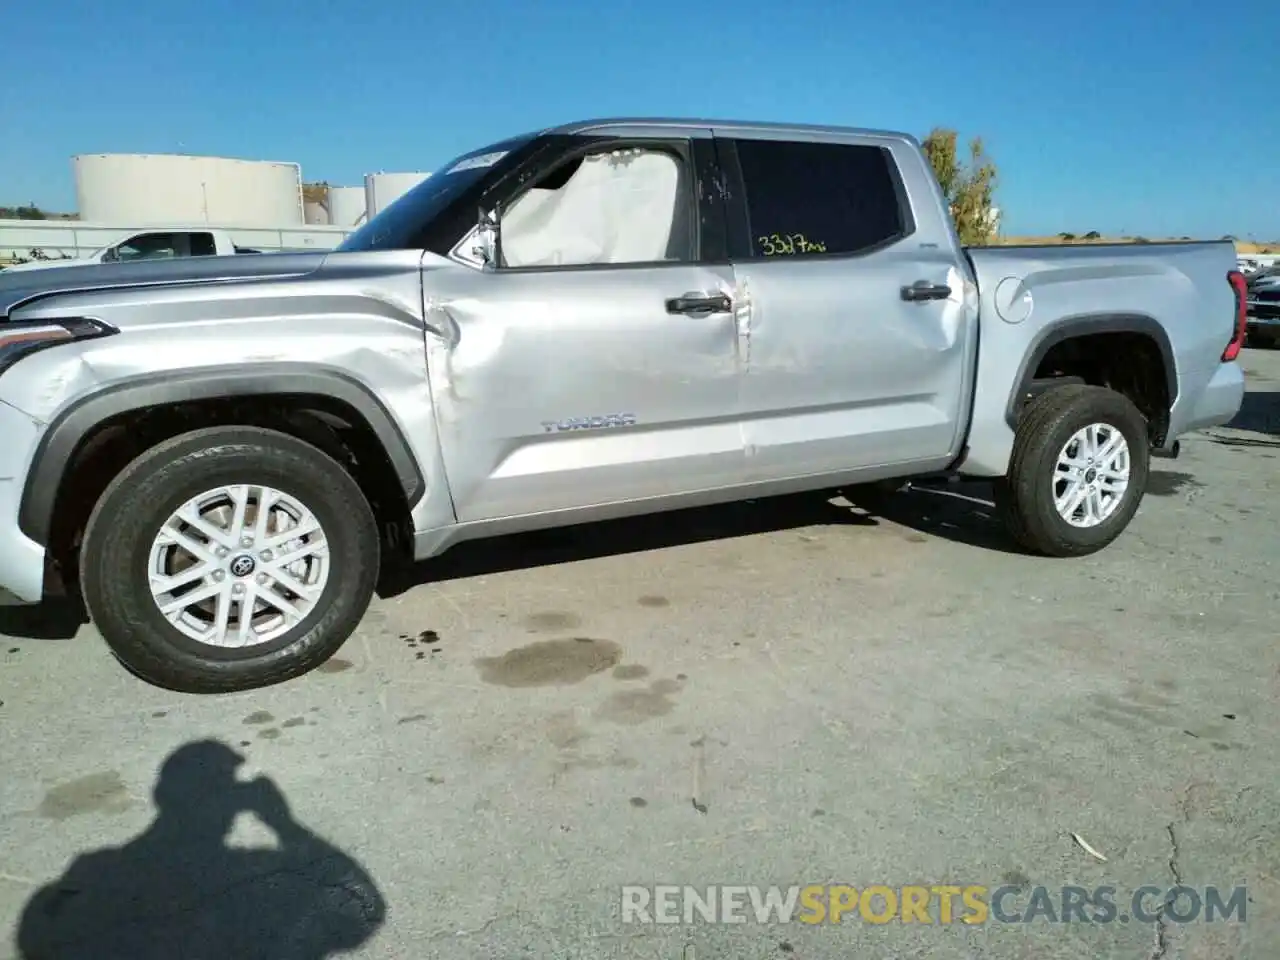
xmin=476 ymin=638 xmax=622 ymax=688
xmin=551 ymin=752 xmax=640 ymax=782
xmin=540 ymin=708 xmax=642 ymax=782
xmin=545 ymin=710 xmax=592 ymax=750
xmin=317 ymin=658 xmax=354 ymax=674
xmin=612 ymin=664 xmax=651 ymax=681
xmin=38 ymin=772 xmax=133 ymax=821
xmin=523 ymin=611 xmax=583 ymax=632
xmin=595 ymin=678 xmax=685 ymax=725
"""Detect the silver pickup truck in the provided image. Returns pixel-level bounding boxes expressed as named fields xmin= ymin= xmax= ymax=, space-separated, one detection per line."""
xmin=0 ymin=117 xmax=1248 ymax=693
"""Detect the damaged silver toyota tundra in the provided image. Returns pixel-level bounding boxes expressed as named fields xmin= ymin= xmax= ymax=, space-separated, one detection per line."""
xmin=0 ymin=118 xmax=1248 ymax=692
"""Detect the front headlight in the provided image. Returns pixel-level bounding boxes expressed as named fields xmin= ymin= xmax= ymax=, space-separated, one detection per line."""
xmin=0 ymin=318 xmax=117 ymax=376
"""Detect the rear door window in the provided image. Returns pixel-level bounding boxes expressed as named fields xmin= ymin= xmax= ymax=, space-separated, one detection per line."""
xmin=189 ymin=232 xmax=217 ymax=256
xmin=727 ymin=139 xmax=910 ymax=258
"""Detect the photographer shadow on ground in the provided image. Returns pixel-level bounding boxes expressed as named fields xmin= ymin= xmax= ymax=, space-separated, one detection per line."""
xmin=15 ymin=740 xmax=386 ymax=960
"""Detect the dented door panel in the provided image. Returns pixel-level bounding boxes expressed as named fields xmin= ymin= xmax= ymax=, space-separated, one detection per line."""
xmin=732 ymin=245 xmax=977 ymax=479
xmin=420 ymin=264 xmax=742 ymax=522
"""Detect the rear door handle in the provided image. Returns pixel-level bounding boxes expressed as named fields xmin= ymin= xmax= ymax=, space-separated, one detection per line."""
xmin=666 ymin=292 xmax=732 ymax=315
xmin=901 ymin=280 xmax=952 ymax=302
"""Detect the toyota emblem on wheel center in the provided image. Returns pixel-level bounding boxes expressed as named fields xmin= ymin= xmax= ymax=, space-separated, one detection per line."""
xmin=229 ymin=555 xmax=257 ymax=578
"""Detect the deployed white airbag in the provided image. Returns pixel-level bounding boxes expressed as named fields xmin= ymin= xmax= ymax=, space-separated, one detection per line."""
xmin=501 ymin=149 xmax=679 ymax=267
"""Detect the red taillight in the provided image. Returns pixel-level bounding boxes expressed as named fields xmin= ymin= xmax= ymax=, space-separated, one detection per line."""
xmin=1223 ymin=269 xmax=1248 ymax=362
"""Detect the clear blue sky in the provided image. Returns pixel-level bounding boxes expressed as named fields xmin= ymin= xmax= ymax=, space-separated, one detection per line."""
xmin=3 ymin=0 xmax=1277 ymax=239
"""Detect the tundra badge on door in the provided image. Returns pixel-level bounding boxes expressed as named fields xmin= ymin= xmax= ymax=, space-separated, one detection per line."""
xmin=540 ymin=413 xmax=638 ymax=433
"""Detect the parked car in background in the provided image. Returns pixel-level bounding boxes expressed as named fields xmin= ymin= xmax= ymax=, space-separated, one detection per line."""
xmin=0 ymin=116 xmax=1247 ymax=693
xmin=1246 ymin=267 xmax=1280 ymax=347
xmin=1239 ymin=256 xmax=1280 ymax=275
xmin=1 ymin=227 xmax=263 ymax=273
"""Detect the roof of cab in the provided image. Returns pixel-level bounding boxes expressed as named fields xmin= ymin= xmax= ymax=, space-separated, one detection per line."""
xmin=543 ymin=116 xmax=918 ymax=145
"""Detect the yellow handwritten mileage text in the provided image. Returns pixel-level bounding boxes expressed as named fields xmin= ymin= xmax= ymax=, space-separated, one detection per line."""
xmin=757 ymin=233 xmax=827 ymax=256
xmin=796 ymin=884 xmax=990 ymax=924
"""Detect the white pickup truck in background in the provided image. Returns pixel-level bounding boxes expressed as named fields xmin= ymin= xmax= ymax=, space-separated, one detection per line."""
xmin=1 ymin=227 xmax=262 ymax=273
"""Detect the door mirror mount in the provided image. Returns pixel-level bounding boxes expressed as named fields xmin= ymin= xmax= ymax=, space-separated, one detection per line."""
xmin=475 ymin=206 xmax=501 ymax=271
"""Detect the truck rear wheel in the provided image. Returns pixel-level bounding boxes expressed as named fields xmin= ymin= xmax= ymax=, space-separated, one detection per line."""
xmin=79 ymin=426 xmax=380 ymax=693
xmin=994 ymin=384 xmax=1150 ymax=557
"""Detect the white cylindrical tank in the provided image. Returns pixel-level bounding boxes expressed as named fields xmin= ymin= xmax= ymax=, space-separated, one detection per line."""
xmin=304 ymin=190 xmax=330 ymax=225
xmin=73 ymin=153 xmax=305 ymax=226
xmin=364 ymin=171 xmax=430 ymax=218
xmin=327 ymin=186 xmax=368 ymax=227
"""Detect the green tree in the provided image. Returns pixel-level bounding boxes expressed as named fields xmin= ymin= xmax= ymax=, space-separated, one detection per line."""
xmin=922 ymin=128 xmax=998 ymax=245
xmin=0 ymin=204 xmax=47 ymax=220
xmin=301 ymin=182 xmax=330 ymax=205
xmin=1084 ymin=230 xmax=1101 ymax=240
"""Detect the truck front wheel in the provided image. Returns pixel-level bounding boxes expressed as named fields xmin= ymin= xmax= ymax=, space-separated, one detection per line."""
xmin=79 ymin=426 xmax=380 ymax=693
xmin=994 ymin=384 xmax=1150 ymax=557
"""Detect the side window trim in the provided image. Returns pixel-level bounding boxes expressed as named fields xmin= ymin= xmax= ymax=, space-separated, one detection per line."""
xmin=459 ymin=135 xmax=717 ymax=275
xmin=691 ymin=138 xmax=730 ymax=264
xmin=715 ymin=138 xmax=753 ymax=262
xmin=885 ymin=144 xmax=918 ymax=241
xmin=714 ymin=135 xmax=918 ymax=263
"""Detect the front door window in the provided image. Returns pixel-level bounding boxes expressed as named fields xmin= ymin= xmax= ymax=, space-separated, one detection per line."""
xmin=499 ymin=147 xmax=686 ymax=268
xmin=115 ymin=233 xmax=179 ymax=262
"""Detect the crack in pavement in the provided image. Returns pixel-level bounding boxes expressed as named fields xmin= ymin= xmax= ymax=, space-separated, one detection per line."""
xmin=1167 ymin=822 xmax=1185 ymax=887
xmin=1149 ymin=787 xmax=1193 ymax=960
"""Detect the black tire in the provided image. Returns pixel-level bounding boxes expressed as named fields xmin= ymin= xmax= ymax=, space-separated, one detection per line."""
xmin=993 ymin=384 xmax=1150 ymax=557
xmin=79 ymin=426 xmax=380 ymax=693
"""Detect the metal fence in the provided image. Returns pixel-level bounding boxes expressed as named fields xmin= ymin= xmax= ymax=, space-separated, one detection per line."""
xmin=0 ymin=218 xmax=353 ymax=263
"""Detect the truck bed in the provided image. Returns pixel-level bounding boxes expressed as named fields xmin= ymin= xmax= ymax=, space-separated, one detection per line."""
xmin=956 ymin=238 xmax=1243 ymax=476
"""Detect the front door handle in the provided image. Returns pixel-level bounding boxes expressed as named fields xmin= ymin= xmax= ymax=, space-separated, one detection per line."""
xmin=666 ymin=292 xmax=732 ymax=315
xmin=901 ymin=279 xmax=952 ymax=302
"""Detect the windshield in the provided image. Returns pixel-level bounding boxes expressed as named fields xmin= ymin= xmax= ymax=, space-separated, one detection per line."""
xmin=337 ymin=136 xmax=535 ymax=253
